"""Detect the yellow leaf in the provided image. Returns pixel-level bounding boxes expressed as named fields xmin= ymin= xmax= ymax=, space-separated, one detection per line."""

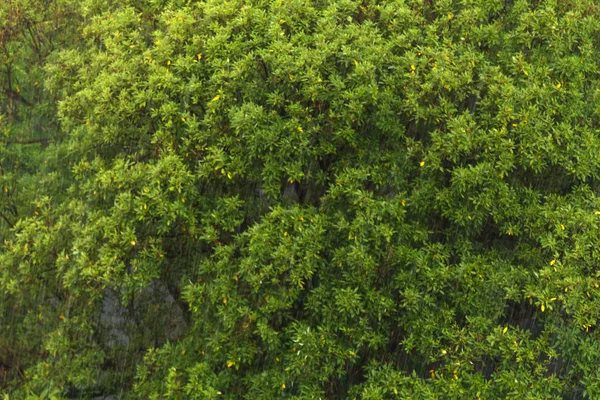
xmin=541 ymin=304 xmax=545 ymax=312
xmin=353 ymin=59 xmax=358 ymax=66
xmin=523 ymin=69 xmax=528 ymax=76
xmin=410 ymin=64 xmax=416 ymax=71
xmin=419 ymin=160 xmax=425 ymax=167
xmin=197 ymin=53 xmax=202 ymax=59
xmin=560 ymin=224 xmax=565 ymax=230
xmin=595 ymin=211 xmax=600 ymax=215
xmin=297 ymin=126 xmax=303 ymax=132
xmin=281 ymin=384 xmax=286 ymax=389
xmin=59 ymin=314 xmax=65 ymax=320
xmin=227 ymin=172 xmax=232 ymax=179
xmin=550 ymin=259 xmax=556 ymax=265
xmin=556 ymin=82 xmax=561 ymax=89
xmin=502 ymin=326 xmax=508 ymax=335
xmin=223 ymin=297 xmax=228 ymax=304
xmin=283 ymin=231 xmax=288 ymax=237
xmin=227 ymin=361 xmax=235 ymax=368
xmin=212 ymin=95 xmax=220 ymax=102
xmin=167 ymin=60 xmax=171 ymax=65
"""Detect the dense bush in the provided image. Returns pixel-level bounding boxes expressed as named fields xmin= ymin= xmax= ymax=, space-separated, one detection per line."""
xmin=3 ymin=0 xmax=600 ymax=398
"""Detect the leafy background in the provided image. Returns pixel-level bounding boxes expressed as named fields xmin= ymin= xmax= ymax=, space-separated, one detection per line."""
xmin=2 ymin=0 xmax=600 ymax=398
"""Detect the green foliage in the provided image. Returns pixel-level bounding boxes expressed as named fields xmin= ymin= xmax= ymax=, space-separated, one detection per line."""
xmin=3 ymin=0 xmax=600 ymax=398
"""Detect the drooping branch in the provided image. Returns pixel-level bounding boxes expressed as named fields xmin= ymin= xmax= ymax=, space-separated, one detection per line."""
xmin=0 ymin=212 xmax=14 ymax=229
xmin=5 ymin=138 xmax=52 ymax=145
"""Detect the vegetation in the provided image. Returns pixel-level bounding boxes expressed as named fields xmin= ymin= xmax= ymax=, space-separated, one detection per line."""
xmin=2 ymin=0 xmax=600 ymax=398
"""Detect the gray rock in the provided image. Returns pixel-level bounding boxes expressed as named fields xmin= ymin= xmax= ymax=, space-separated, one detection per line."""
xmin=99 ymin=279 xmax=187 ymax=350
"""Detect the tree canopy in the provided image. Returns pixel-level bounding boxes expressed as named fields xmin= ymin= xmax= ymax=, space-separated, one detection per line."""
xmin=3 ymin=0 xmax=600 ymax=398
